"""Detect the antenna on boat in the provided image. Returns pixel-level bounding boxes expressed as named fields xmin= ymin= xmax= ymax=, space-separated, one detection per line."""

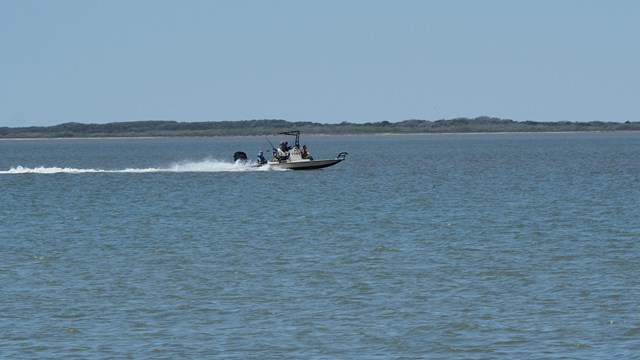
xmin=266 ymin=137 xmax=277 ymax=152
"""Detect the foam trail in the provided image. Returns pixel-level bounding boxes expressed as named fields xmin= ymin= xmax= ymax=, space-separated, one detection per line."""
xmin=0 ymin=159 xmax=282 ymax=174
xmin=1 ymin=166 xmax=105 ymax=174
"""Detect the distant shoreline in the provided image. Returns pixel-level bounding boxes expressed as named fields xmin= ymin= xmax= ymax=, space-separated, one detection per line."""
xmin=3 ymin=130 xmax=640 ymax=142
xmin=2 ymin=117 xmax=639 ymax=139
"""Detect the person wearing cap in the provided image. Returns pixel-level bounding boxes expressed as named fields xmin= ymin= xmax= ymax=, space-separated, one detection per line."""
xmin=257 ymin=150 xmax=266 ymax=164
xmin=300 ymin=144 xmax=309 ymax=159
xmin=277 ymin=141 xmax=288 ymax=159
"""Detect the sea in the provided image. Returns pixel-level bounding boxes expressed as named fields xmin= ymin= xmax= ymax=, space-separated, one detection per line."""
xmin=1 ymin=132 xmax=639 ymax=359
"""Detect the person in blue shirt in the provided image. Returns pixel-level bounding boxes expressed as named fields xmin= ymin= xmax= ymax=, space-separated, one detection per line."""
xmin=257 ymin=150 xmax=266 ymax=164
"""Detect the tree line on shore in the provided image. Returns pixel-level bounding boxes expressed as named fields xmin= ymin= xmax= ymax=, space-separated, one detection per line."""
xmin=1 ymin=117 xmax=639 ymax=138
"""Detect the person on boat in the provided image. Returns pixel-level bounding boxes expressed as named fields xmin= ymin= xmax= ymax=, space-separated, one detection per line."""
xmin=300 ymin=144 xmax=313 ymax=160
xmin=257 ymin=151 xmax=266 ymax=164
xmin=277 ymin=141 xmax=288 ymax=159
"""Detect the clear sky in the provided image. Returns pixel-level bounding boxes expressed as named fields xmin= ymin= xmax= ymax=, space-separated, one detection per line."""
xmin=2 ymin=0 xmax=639 ymax=127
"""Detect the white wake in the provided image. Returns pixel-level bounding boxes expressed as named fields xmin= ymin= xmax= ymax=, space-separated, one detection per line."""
xmin=0 ymin=160 xmax=282 ymax=174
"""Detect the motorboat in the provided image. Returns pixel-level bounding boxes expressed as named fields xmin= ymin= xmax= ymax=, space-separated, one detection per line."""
xmin=233 ymin=131 xmax=347 ymax=170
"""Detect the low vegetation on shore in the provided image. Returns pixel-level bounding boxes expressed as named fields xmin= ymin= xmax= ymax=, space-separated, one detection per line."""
xmin=1 ymin=117 xmax=639 ymax=138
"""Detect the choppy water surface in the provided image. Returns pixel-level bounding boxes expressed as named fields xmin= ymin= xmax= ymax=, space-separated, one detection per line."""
xmin=1 ymin=133 xmax=639 ymax=358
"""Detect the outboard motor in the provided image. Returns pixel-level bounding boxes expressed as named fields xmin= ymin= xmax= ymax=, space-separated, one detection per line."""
xmin=233 ymin=151 xmax=248 ymax=162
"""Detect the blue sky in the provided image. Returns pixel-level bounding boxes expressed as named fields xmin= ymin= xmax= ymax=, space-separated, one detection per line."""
xmin=2 ymin=0 xmax=639 ymax=127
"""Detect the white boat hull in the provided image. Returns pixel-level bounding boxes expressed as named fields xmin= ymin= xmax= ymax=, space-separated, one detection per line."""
xmin=262 ymin=158 xmax=344 ymax=170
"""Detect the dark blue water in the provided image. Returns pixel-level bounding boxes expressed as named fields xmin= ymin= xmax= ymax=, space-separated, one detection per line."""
xmin=1 ymin=133 xmax=639 ymax=358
